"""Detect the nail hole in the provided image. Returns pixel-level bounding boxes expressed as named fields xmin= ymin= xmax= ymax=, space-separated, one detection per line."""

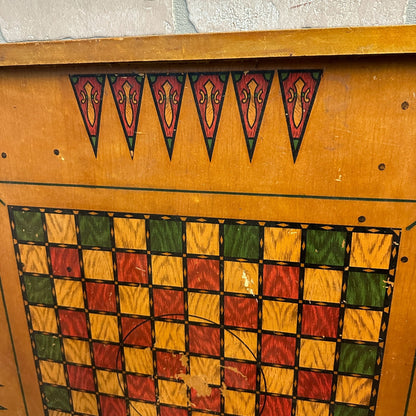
xmin=401 ymin=101 xmax=409 ymax=110
xmin=401 ymin=256 xmax=408 ymax=263
xmin=378 ymin=163 xmax=385 ymax=171
xmin=1 ymin=152 xmax=6 ymax=158
xmin=66 ymin=267 xmax=72 ymax=272
xmin=358 ymin=216 xmax=366 ymax=223
xmin=53 ymin=149 xmax=60 ymax=155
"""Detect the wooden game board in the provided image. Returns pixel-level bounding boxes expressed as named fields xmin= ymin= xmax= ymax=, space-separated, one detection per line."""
xmin=0 ymin=26 xmax=416 ymax=416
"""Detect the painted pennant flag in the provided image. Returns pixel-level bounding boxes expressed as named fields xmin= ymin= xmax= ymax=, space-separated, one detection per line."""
xmin=69 ymin=74 xmax=105 ymax=157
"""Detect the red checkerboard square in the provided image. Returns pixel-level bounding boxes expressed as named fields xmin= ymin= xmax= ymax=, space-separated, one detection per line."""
xmin=262 ymin=333 xmax=296 ymax=366
xmin=86 ymin=282 xmax=117 ymax=312
xmin=263 ymin=265 xmax=299 ymax=299
xmin=67 ymin=364 xmax=95 ymax=391
xmin=116 ymin=252 xmax=148 ymax=284
xmin=297 ymin=370 xmax=333 ymax=401
xmin=156 ymin=351 xmax=187 ymax=378
xmin=189 ymin=325 xmax=220 ymax=356
xmin=93 ymin=342 xmax=122 ymax=370
xmin=301 ymin=305 xmax=340 ymax=338
xmin=153 ymin=288 xmax=184 ymax=317
xmin=260 ymin=395 xmax=292 ymax=416
xmin=224 ymin=360 xmax=257 ymax=390
xmin=58 ymin=309 xmax=88 ymax=338
xmin=160 ymin=406 xmax=188 ymax=416
xmin=187 ymin=258 xmax=220 ymax=291
xmin=121 ymin=317 xmax=152 ymax=347
xmin=126 ymin=374 xmax=155 ymax=401
xmin=49 ymin=247 xmax=81 ymax=277
xmin=191 ymin=387 xmax=221 ymax=412
xmin=100 ymin=396 xmax=126 ymax=416
xmin=224 ymin=296 xmax=258 ymax=329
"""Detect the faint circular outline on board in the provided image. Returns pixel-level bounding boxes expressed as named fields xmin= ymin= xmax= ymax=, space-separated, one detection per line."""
xmin=116 ymin=313 xmax=268 ymax=416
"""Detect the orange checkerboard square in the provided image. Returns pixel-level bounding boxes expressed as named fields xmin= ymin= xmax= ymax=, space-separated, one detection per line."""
xmin=223 ymin=389 xmax=256 ymax=416
xmin=89 ymin=313 xmax=119 ymax=342
xmin=55 ymin=278 xmax=84 ymax=309
xmin=224 ymin=261 xmax=258 ymax=295
xmin=96 ymin=369 xmax=124 ymax=396
xmin=71 ymin=391 xmax=99 ymax=415
xmin=336 ymin=375 xmax=372 ymax=405
xmin=262 ymin=300 xmax=298 ymax=333
xmin=19 ymin=244 xmax=48 ymax=274
xmin=158 ymin=379 xmax=188 ymax=407
xmin=299 ymin=339 xmax=336 ymax=370
xmin=224 ymin=329 xmax=257 ymax=361
xmin=155 ymin=321 xmax=185 ymax=351
xmin=186 ymin=222 xmax=219 ymax=255
xmin=342 ymin=309 xmax=383 ymax=342
xmin=152 ymin=255 xmax=183 ymax=287
xmin=350 ymin=232 xmax=392 ymax=269
xmin=296 ymin=400 xmax=329 ymax=416
xmin=188 ymin=292 xmax=220 ymax=324
xmin=29 ymin=305 xmax=58 ymax=333
xmin=119 ymin=286 xmax=150 ymax=316
xmin=124 ymin=346 xmax=153 ymax=375
xmin=39 ymin=360 xmax=66 ymax=385
xmin=83 ymin=250 xmax=114 ymax=281
xmin=45 ymin=213 xmax=77 ymax=245
xmin=113 ymin=217 xmax=146 ymax=250
xmin=260 ymin=365 xmax=293 ymax=395
xmin=264 ymin=227 xmax=302 ymax=262
xmin=303 ymin=268 xmax=343 ymax=303
xmin=63 ymin=338 xmax=91 ymax=365
xmin=190 ymin=356 xmax=221 ymax=385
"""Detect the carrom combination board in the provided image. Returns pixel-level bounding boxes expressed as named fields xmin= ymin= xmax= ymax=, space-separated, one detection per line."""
xmin=0 ymin=26 xmax=416 ymax=416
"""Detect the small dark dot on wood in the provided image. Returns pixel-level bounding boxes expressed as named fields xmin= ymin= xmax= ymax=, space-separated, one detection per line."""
xmin=378 ymin=163 xmax=385 ymax=171
xmin=66 ymin=267 xmax=72 ymax=272
xmin=358 ymin=216 xmax=366 ymax=223
xmin=401 ymin=256 xmax=408 ymax=263
xmin=1 ymin=152 xmax=6 ymax=158
xmin=401 ymin=101 xmax=409 ymax=110
xmin=53 ymin=149 xmax=60 ymax=155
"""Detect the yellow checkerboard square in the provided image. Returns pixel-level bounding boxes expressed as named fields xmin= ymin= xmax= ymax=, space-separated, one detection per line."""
xmin=114 ymin=217 xmax=146 ymax=250
xmin=129 ymin=401 xmax=157 ymax=416
xmin=296 ymin=400 xmax=330 ymax=416
xmin=186 ymin=222 xmax=219 ymax=255
xmin=19 ymin=244 xmax=48 ymax=274
xmin=96 ymin=369 xmax=124 ymax=396
xmin=303 ymin=268 xmax=343 ymax=303
xmin=260 ymin=365 xmax=293 ymax=395
xmin=39 ymin=360 xmax=66 ymax=385
xmin=264 ymin=227 xmax=301 ymax=262
xmin=29 ymin=305 xmax=58 ymax=333
xmin=72 ymin=391 xmax=99 ymax=415
xmin=83 ymin=250 xmax=114 ymax=281
xmin=350 ymin=232 xmax=392 ymax=269
xmin=224 ymin=261 xmax=258 ymax=295
xmin=155 ymin=321 xmax=185 ymax=351
xmin=342 ymin=309 xmax=382 ymax=342
xmin=45 ymin=213 xmax=77 ymax=245
xmin=55 ymin=279 xmax=84 ymax=309
xmin=152 ymin=255 xmax=183 ymax=287
xmin=158 ymin=379 xmax=188 ymax=407
xmin=89 ymin=313 xmax=119 ymax=342
xmin=188 ymin=292 xmax=220 ymax=324
xmin=336 ymin=375 xmax=372 ymax=405
xmin=124 ymin=347 xmax=153 ymax=375
xmin=119 ymin=286 xmax=150 ymax=316
xmin=190 ymin=356 xmax=221 ymax=385
xmin=224 ymin=329 xmax=257 ymax=361
xmin=223 ymin=389 xmax=256 ymax=416
xmin=262 ymin=300 xmax=298 ymax=333
xmin=299 ymin=339 xmax=336 ymax=370
xmin=63 ymin=338 xmax=91 ymax=365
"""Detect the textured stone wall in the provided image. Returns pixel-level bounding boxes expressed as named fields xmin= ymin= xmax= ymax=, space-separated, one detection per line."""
xmin=0 ymin=0 xmax=413 ymax=43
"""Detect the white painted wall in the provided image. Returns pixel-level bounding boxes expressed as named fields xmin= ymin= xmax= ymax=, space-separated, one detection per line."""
xmin=0 ymin=0 xmax=412 ymax=43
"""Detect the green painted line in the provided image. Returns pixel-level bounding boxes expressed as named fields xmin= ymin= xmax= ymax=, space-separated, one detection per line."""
xmin=0 ymin=277 xmax=29 ymax=415
xmin=405 ymin=350 xmax=416 ymax=416
xmin=1 ymin=179 xmax=416 ymax=204
xmin=406 ymin=220 xmax=416 ymax=231
xmin=0 ymin=199 xmax=5 ymax=206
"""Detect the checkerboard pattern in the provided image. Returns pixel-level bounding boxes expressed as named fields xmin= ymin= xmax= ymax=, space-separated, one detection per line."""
xmin=9 ymin=207 xmax=400 ymax=416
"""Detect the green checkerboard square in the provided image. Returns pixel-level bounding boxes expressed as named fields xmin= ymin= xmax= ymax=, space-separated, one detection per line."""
xmin=305 ymin=229 xmax=347 ymax=266
xmin=42 ymin=385 xmax=71 ymax=411
xmin=78 ymin=215 xmax=111 ymax=248
xmin=23 ymin=275 xmax=54 ymax=305
xmin=12 ymin=210 xmax=45 ymax=242
xmin=149 ymin=219 xmax=182 ymax=253
xmin=34 ymin=333 xmax=62 ymax=361
xmin=346 ymin=272 xmax=386 ymax=307
xmin=334 ymin=404 xmax=368 ymax=416
xmin=224 ymin=224 xmax=259 ymax=259
xmin=338 ymin=343 xmax=378 ymax=376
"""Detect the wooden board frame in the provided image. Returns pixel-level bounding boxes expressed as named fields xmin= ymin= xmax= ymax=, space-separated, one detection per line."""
xmin=0 ymin=26 xmax=416 ymax=416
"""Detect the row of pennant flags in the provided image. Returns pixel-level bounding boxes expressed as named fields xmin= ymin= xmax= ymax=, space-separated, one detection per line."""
xmin=70 ymin=70 xmax=322 ymax=162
